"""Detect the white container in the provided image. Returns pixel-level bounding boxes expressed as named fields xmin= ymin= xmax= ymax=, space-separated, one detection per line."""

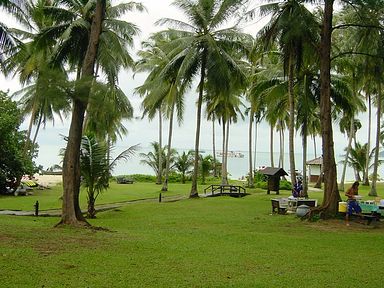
xmin=380 ymin=199 xmax=384 ymax=206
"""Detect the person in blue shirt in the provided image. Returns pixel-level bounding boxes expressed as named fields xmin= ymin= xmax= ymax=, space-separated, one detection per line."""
xmin=292 ymin=180 xmax=303 ymax=198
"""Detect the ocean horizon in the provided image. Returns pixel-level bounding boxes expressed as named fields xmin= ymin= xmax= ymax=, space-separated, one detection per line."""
xmin=112 ymin=147 xmax=358 ymax=182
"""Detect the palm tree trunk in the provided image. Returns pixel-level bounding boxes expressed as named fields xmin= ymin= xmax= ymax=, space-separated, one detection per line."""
xmin=212 ymin=115 xmax=217 ymax=178
xmin=30 ymin=113 xmax=43 ymax=156
xmin=248 ymin=111 xmax=254 ymax=188
xmin=162 ymin=102 xmax=175 ymax=191
xmin=24 ymin=108 xmax=36 ymax=157
xmin=87 ymin=190 xmax=96 ymax=219
xmin=223 ymin=120 xmax=230 ymax=185
xmin=363 ymin=94 xmax=372 ymax=185
xmin=157 ymin=109 xmax=163 ymax=184
xmin=339 ymin=119 xmax=354 ymax=191
xmin=221 ymin=120 xmax=227 ymax=185
xmin=318 ymin=0 xmax=340 ymax=217
xmin=369 ymin=82 xmax=381 ymax=196
xmin=288 ymin=53 xmax=296 ymax=185
xmin=190 ymin=51 xmax=207 ymax=197
xmin=279 ymin=127 xmax=284 ymax=168
xmin=313 ymin=135 xmax=317 ymax=158
xmin=302 ymin=121 xmax=308 ymax=197
xmin=59 ymin=0 xmax=105 ymax=226
xmin=270 ymin=125 xmax=274 ymax=167
xmin=254 ymin=120 xmax=258 ymax=170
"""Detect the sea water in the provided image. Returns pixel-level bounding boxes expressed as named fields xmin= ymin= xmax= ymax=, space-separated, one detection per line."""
xmin=113 ymin=147 xmax=357 ymax=182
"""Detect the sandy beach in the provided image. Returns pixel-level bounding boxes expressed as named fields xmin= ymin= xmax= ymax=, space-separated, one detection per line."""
xmin=32 ymin=174 xmax=62 ymax=187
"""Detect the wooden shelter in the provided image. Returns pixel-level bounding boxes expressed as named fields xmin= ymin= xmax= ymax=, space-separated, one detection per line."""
xmin=306 ymin=156 xmax=322 ymax=182
xmin=259 ymin=167 xmax=288 ymax=195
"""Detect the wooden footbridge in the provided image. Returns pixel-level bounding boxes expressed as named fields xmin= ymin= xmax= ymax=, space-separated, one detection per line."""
xmin=203 ymin=184 xmax=247 ymax=198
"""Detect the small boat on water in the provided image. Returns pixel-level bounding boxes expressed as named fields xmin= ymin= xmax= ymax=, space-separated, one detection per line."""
xmin=216 ymin=151 xmax=244 ymax=158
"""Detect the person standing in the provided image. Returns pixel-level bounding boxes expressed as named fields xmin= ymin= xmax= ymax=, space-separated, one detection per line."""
xmin=345 ymin=181 xmax=362 ymax=226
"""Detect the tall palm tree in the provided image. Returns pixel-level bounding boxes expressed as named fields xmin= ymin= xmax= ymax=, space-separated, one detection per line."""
xmin=46 ymin=0 xmax=144 ymax=225
xmin=156 ymin=0 xmax=251 ymax=197
xmin=0 ymin=0 xmax=26 ymax=65
xmin=3 ymin=0 xmax=71 ymax=157
xmin=257 ymin=0 xmax=320 ymax=185
xmin=135 ymin=33 xmax=188 ymax=191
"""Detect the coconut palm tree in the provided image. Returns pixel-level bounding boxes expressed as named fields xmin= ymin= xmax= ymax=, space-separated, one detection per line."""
xmin=174 ymin=151 xmax=194 ymax=183
xmin=156 ymin=0 xmax=252 ymax=197
xmin=0 ymin=0 xmax=26 ymax=65
xmin=135 ymin=33 xmax=188 ymax=191
xmin=140 ymin=142 xmax=177 ymax=180
xmin=257 ymin=0 xmax=320 ymax=185
xmin=3 ymin=0 xmax=71 ymax=157
xmin=43 ymin=0 xmax=144 ymax=225
xmin=80 ymin=134 xmax=138 ymax=218
xmin=341 ymin=142 xmax=379 ymax=182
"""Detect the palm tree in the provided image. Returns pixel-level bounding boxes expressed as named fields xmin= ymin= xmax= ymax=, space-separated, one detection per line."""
xmin=174 ymin=151 xmax=194 ymax=183
xmin=135 ymin=33 xmax=188 ymax=191
xmin=0 ymin=0 xmax=26 ymax=65
xmin=3 ymin=0 xmax=71 ymax=157
xmin=80 ymin=135 xmax=138 ymax=218
xmin=257 ymin=0 xmax=320 ymax=186
xmin=44 ymin=0 xmax=143 ymax=225
xmin=140 ymin=142 xmax=177 ymax=180
xmin=341 ymin=142 xmax=379 ymax=182
xmin=200 ymin=154 xmax=214 ymax=185
xmin=156 ymin=0 xmax=251 ymax=197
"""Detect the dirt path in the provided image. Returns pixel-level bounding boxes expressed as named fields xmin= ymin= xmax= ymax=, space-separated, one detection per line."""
xmin=0 ymin=195 xmax=186 ymax=217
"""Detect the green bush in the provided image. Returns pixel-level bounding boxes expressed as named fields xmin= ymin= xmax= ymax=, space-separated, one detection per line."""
xmin=116 ymin=174 xmax=157 ymax=183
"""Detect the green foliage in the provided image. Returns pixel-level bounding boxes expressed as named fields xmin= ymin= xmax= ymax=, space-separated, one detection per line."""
xmin=118 ymin=174 xmax=157 ymax=183
xmin=252 ymin=171 xmax=291 ymax=191
xmin=0 ymin=91 xmax=35 ymax=193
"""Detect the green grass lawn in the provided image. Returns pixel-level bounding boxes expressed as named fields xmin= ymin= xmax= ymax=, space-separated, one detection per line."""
xmin=1 ymin=182 xmax=383 ymax=287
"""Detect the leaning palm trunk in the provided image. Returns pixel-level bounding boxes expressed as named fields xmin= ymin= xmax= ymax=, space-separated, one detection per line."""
xmin=24 ymin=108 xmax=36 ymax=157
xmin=162 ymin=103 xmax=175 ymax=192
xmin=363 ymin=94 xmax=372 ymax=185
xmin=190 ymin=51 xmax=207 ymax=198
xmin=339 ymin=119 xmax=354 ymax=191
xmin=31 ymin=113 xmax=42 ymax=154
xmin=248 ymin=111 xmax=254 ymax=188
xmin=59 ymin=0 xmax=105 ymax=226
xmin=288 ymin=55 xmax=296 ymax=185
xmin=369 ymin=83 xmax=381 ymax=196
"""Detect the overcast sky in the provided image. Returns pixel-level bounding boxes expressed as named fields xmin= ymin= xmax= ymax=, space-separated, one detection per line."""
xmin=0 ymin=0 xmax=373 ymax=177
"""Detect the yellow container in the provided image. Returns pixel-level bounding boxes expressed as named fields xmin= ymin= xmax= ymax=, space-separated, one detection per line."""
xmin=338 ymin=202 xmax=347 ymax=213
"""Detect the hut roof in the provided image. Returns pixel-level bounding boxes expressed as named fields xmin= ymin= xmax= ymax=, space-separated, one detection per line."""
xmin=306 ymin=156 xmax=323 ymax=165
xmin=259 ymin=167 xmax=288 ymax=177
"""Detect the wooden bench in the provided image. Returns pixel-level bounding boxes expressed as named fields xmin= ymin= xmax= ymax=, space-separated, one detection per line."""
xmin=351 ymin=213 xmax=380 ymax=226
xmin=271 ymin=199 xmax=288 ymax=214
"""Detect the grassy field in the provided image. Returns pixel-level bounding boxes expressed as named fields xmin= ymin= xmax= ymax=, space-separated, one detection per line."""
xmin=1 ymin=181 xmax=383 ymax=287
